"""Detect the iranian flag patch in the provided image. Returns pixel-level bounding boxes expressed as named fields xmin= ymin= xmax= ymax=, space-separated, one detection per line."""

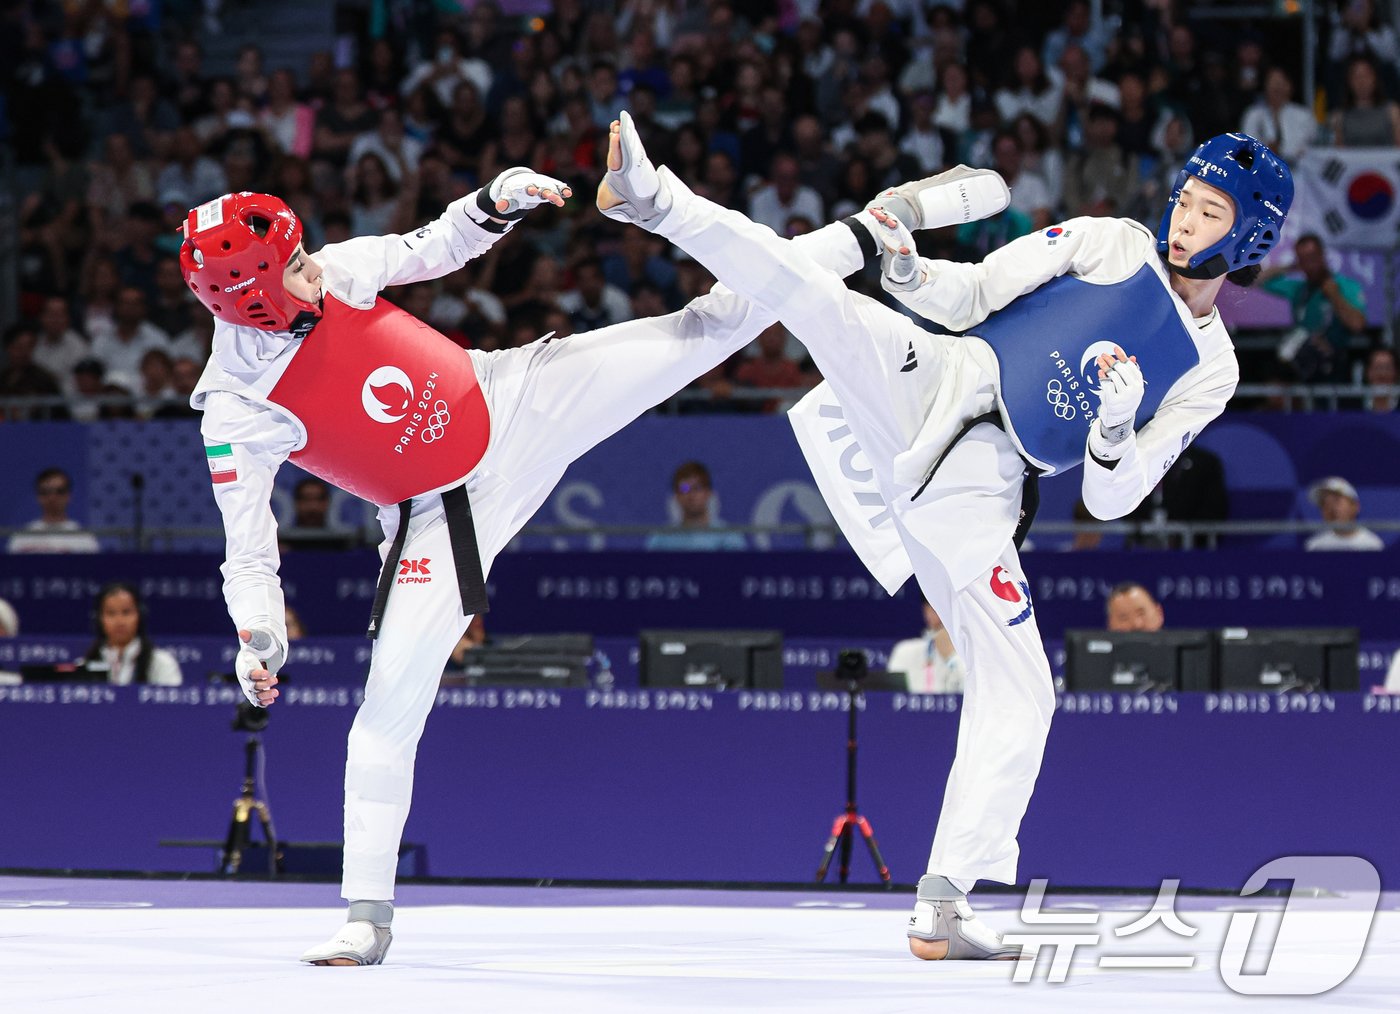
xmin=205 ymin=443 xmax=237 ymax=484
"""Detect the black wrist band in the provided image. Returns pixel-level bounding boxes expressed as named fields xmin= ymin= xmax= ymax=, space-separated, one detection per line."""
xmin=842 ymin=216 xmax=878 ymax=261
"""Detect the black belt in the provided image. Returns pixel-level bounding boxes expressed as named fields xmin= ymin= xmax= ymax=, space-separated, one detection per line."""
xmin=366 ymin=484 xmax=490 ymax=640
xmin=910 ymin=410 xmax=1042 ymax=552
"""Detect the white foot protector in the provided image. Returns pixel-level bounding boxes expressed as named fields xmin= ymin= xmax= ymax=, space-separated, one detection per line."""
xmin=907 ymin=875 xmax=1021 ymax=960
xmin=869 ymin=166 xmax=1011 ymax=231
xmin=300 ymin=920 xmax=393 ymax=966
xmin=598 ymin=110 xmax=673 ymax=229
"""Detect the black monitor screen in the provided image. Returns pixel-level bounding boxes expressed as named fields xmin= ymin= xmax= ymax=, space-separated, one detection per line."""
xmin=1063 ymin=629 xmax=1215 ymax=692
xmin=1216 ymin=627 xmax=1359 ymax=692
xmin=20 ymin=662 xmax=109 ymax=684
xmin=451 ymin=633 xmax=595 ymax=688
xmin=638 ymin=629 xmax=783 ymax=690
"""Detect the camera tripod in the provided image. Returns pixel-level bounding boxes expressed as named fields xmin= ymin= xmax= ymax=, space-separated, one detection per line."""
xmin=815 ymin=659 xmax=891 ymax=886
xmin=220 ymin=733 xmax=282 ymax=876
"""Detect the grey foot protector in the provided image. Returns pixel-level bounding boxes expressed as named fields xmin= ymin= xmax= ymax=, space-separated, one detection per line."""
xmin=303 ymin=901 xmax=394 ymax=965
xmin=879 ymin=166 xmax=1008 ymax=231
xmin=597 ymin=112 xmax=673 ymax=229
xmin=305 ymin=923 xmax=394 ymax=966
xmin=907 ymin=875 xmax=1022 ymax=960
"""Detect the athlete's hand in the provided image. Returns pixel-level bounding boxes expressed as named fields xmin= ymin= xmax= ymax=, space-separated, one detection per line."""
xmin=869 ymin=207 xmax=923 ymax=292
xmin=1095 ymin=346 xmax=1145 ymax=430
xmin=484 ymin=166 xmax=573 ymax=221
xmin=235 ymin=627 xmax=285 ymax=708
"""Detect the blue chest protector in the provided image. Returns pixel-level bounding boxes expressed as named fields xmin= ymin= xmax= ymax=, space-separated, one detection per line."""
xmin=970 ymin=263 xmax=1201 ymax=475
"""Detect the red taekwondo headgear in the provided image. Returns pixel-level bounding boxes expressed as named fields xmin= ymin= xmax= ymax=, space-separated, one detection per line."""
xmin=179 ymin=192 xmax=322 ymax=331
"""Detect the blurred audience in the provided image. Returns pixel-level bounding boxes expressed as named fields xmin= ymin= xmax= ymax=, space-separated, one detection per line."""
xmin=1305 ymin=476 xmax=1383 ymax=551
xmin=646 ymin=460 xmax=746 ymax=551
xmin=7 ymin=468 xmax=100 ymax=554
xmin=1363 ymin=347 xmax=1399 ymax=413
xmin=279 ymin=477 xmax=359 ymax=552
xmin=1259 ymin=234 xmax=1368 ymax=385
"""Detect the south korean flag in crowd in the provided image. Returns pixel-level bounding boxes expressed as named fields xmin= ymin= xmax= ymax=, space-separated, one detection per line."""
xmin=1294 ymin=148 xmax=1400 ymax=250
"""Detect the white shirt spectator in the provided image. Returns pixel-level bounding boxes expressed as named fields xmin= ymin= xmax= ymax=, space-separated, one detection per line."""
xmin=96 ymin=642 xmax=183 ymax=686
xmin=400 ymin=56 xmax=493 ymax=112
xmin=1304 ymin=527 xmax=1384 ymax=551
xmin=90 ymin=321 xmax=171 ymax=390
xmin=995 ymin=86 xmax=1063 ymax=128
xmin=432 ymin=288 xmax=506 ymax=329
xmin=748 ymin=182 xmax=825 ymax=235
xmin=900 ymin=127 xmax=946 ymax=174
xmin=347 ymin=131 xmax=424 ymax=184
xmin=1008 ymin=170 xmax=1054 ymax=221
xmin=7 ymin=520 xmax=100 ymax=554
xmin=169 ymin=327 xmax=211 ymax=365
xmin=1048 ymin=67 xmax=1121 ymax=109
xmin=33 ymin=328 xmax=91 ymax=393
xmin=934 ymin=92 xmax=971 ymax=134
xmin=1240 ymin=101 xmax=1318 ymax=163
xmin=888 ymin=630 xmax=966 ymax=693
xmin=864 ymin=87 xmax=903 ymax=133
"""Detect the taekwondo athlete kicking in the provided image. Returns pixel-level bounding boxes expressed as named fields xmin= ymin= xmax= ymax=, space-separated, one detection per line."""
xmin=182 ymin=146 xmax=935 ymax=964
xmin=597 ymin=113 xmax=1293 ymax=960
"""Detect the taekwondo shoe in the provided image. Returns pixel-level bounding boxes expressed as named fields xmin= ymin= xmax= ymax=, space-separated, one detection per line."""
xmin=597 ymin=110 xmax=674 ymax=230
xmin=906 ymin=875 xmax=1022 ymax=960
xmin=300 ymin=920 xmax=393 ymax=966
xmin=867 ymin=166 xmax=1011 ymax=233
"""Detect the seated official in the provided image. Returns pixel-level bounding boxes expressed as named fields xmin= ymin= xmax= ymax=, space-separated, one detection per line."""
xmin=78 ymin=582 xmax=183 ymax=686
xmin=887 ymin=594 xmax=965 ymax=693
xmin=1105 ymin=582 xmax=1164 ymax=632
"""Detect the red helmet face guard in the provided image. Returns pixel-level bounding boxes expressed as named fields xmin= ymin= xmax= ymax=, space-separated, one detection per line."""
xmin=178 ymin=192 xmax=322 ymax=331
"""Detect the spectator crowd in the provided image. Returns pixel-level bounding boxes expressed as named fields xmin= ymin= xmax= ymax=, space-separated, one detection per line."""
xmin=3 ymin=0 xmax=1398 ymax=423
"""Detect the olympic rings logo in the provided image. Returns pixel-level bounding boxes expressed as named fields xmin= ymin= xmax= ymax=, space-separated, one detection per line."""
xmin=1046 ymin=380 xmax=1077 ymax=420
xmin=421 ymin=400 xmax=451 ymax=442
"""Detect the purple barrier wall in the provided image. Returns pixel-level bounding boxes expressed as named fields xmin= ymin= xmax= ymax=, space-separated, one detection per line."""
xmin=4 ymin=414 xmax=1400 ymax=547
xmin=4 ymin=550 xmax=1399 ymax=640
xmin=0 ymin=687 xmax=1395 ymax=890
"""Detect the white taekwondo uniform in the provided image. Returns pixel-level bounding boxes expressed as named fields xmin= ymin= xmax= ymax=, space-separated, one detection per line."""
xmin=647 ymin=178 xmax=1237 ymax=889
xmin=191 ymin=194 xmax=868 ymax=902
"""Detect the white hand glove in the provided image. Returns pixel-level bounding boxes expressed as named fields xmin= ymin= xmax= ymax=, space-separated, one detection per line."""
xmin=870 ymin=209 xmax=923 ymax=292
xmin=479 ymin=166 xmax=572 ymax=221
xmin=1096 ymin=357 xmax=1145 ymax=429
xmin=234 ymin=627 xmax=286 ymax=708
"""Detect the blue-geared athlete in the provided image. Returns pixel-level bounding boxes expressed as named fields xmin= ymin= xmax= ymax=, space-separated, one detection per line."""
xmin=599 ymin=116 xmax=1293 ymax=959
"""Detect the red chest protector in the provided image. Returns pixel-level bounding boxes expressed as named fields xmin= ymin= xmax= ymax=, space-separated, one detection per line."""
xmin=267 ymin=294 xmax=490 ymax=506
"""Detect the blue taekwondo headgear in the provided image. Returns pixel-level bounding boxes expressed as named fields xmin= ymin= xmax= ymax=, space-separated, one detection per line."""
xmin=1156 ymin=132 xmax=1294 ymax=280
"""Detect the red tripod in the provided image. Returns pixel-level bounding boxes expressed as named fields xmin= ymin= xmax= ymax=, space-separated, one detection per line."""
xmin=815 ymin=660 xmax=891 ymax=885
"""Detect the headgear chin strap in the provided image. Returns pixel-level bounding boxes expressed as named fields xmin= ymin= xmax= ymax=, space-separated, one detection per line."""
xmin=178 ymin=192 xmax=323 ymax=331
xmin=1156 ymin=133 xmax=1294 ymax=280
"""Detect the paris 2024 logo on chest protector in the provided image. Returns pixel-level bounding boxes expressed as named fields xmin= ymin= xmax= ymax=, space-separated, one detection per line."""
xmin=360 ymin=365 xmax=452 ymax=450
xmin=361 ymin=366 xmax=413 ymax=423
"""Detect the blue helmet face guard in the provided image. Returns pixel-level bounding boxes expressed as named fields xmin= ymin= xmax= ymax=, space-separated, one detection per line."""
xmin=1156 ymin=132 xmax=1294 ymax=280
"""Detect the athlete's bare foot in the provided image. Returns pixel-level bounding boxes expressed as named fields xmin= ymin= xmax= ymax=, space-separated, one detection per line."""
xmin=596 ymin=120 xmax=624 ymax=211
xmin=909 ymin=937 xmax=951 ymax=960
